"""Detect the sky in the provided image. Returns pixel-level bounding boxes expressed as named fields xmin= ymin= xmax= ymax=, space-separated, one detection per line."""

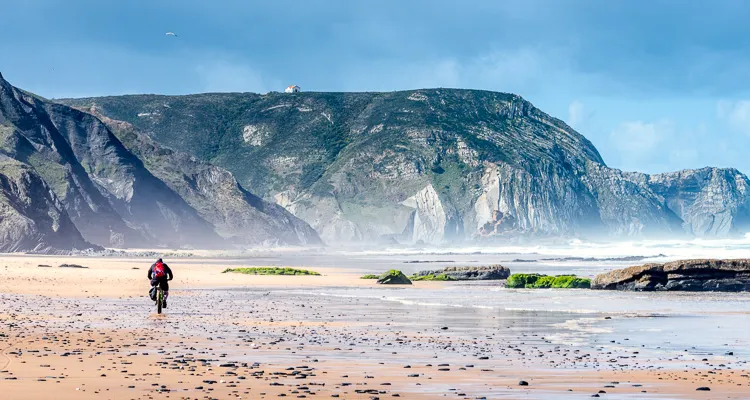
xmin=1 ymin=0 xmax=750 ymax=174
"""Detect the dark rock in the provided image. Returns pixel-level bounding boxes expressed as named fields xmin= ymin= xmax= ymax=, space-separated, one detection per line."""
xmin=696 ymin=387 xmax=711 ymax=391
xmin=415 ymin=265 xmax=511 ymax=280
xmin=376 ymin=270 xmax=412 ymax=285
xmin=518 ymin=380 xmax=529 ymax=386
xmin=59 ymin=264 xmax=87 ymax=269
xmin=592 ymin=259 xmax=750 ymax=292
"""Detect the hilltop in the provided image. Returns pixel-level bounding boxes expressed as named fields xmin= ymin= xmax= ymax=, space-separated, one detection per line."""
xmin=59 ymin=89 xmax=750 ymax=244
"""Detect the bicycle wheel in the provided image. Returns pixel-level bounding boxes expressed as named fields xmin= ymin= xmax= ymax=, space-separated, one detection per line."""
xmin=157 ymin=289 xmax=163 ymax=314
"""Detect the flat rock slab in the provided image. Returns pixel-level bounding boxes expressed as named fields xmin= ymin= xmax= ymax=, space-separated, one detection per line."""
xmin=592 ymin=259 xmax=750 ymax=291
xmin=59 ymin=264 xmax=88 ymax=269
xmin=415 ymin=265 xmax=510 ymax=280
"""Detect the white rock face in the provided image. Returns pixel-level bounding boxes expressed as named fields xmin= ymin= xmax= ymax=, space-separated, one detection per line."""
xmin=402 ymin=184 xmax=446 ymax=244
xmin=408 ymin=92 xmax=428 ymax=101
xmin=472 ymin=162 xmax=583 ymax=236
xmin=284 ymin=193 xmax=364 ymax=244
xmin=646 ymin=168 xmax=750 ymax=237
xmin=473 ymin=166 xmax=501 ymax=231
xmin=91 ymin=175 xmax=135 ymax=202
xmin=273 ymin=191 xmax=295 ymax=209
xmin=242 ymin=124 xmax=270 ymax=146
xmin=454 ymin=138 xmax=479 ymax=167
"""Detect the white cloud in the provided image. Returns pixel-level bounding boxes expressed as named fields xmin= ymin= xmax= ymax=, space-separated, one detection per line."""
xmin=609 ymin=119 xmax=674 ymax=157
xmin=568 ymin=100 xmax=584 ymax=128
xmin=717 ymin=100 xmax=750 ymax=135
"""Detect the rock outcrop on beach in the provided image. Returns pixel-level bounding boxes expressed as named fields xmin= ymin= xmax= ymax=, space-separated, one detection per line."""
xmin=0 ymin=72 xmax=319 ymax=250
xmin=591 ymin=259 xmax=750 ymax=291
xmin=415 ymin=265 xmax=510 ymax=280
xmin=377 ymin=270 xmax=413 ymax=285
xmin=59 ymin=89 xmax=750 ymax=244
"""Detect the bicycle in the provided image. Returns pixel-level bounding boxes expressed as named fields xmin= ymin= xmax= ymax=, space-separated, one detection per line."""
xmin=151 ymin=285 xmax=165 ymax=314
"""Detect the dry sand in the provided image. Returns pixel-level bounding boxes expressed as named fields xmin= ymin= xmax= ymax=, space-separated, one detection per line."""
xmin=0 ymin=256 xmax=379 ymax=297
xmin=1 ymin=255 xmax=747 ymax=399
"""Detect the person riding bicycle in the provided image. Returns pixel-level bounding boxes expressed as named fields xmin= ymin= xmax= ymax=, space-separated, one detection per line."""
xmin=148 ymin=258 xmax=173 ymax=308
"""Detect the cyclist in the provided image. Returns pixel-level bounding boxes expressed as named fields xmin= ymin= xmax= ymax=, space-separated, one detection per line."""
xmin=148 ymin=258 xmax=173 ymax=308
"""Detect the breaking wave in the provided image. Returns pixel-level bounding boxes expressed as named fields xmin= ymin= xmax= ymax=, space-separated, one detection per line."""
xmin=340 ymin=234 xmax=750 ymax=261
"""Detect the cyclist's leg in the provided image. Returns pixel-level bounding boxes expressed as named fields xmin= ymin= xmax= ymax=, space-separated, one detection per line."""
xmin=160 ymin=279 xmax=169 ymax=300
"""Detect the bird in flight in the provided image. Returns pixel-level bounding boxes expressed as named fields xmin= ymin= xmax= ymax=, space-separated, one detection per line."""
xmin=165 ymin=32 xmax=177 ymax=37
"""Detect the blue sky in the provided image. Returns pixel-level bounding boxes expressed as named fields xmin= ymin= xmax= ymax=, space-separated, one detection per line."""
xmin=2 ymin=0 xmax=750 ymax=174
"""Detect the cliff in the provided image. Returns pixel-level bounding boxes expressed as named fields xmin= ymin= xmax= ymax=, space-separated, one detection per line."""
xmin=58 ymin=89 xmax=750 ymax=244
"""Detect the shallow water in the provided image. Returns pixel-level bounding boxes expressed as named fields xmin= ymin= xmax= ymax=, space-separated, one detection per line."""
xmin=280 ymin=285 xmax=750 ymax=359
xmin=182 ymin=247 xmax=750 ymax=368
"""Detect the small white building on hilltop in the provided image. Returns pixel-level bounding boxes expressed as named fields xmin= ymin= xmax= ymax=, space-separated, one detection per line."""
xmin=285 ymin=85 xmax=301 ymax=93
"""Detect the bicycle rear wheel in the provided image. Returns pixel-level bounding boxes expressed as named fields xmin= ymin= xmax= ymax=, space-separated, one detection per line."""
xmin=157 ymin=289 xmax=163 ymax=314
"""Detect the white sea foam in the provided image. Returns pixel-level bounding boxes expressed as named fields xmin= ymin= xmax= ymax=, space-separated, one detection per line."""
xmin=504 ymin=307 xmax=598 ymax=314
xmin=338 ymin=235 xmax=750 ymax=260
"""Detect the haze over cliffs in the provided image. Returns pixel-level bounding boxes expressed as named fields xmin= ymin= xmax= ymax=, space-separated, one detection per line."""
xmin=59 ymin=89 xmax=750 ymax=245
xmin=0 ymin=72 xmax=320 ymax=252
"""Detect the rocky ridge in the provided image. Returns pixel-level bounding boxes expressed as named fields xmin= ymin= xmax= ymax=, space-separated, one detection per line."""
xmin=59 ymin=89 xmax=750 ymax=245
xmin=0 ymin=72 xmax=319 ymax=251
xmin=87 ymin=108 xmax=320 ymax=246
xmin=0 ymin=155 xmax=96 ymax=253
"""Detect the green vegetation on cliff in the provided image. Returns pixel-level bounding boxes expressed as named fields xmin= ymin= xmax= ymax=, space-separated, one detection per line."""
xmin=506 ymin=274 xmax=591 ymax=289
xmin=57 ymin=88 xmax=750 ymax=246
xmin=58 ymin=89 xmax=608 ymax=245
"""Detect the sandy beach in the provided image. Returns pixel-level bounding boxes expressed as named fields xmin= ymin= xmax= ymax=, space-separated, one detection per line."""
xmin=1 ymin=253 xmax=748 ymax=399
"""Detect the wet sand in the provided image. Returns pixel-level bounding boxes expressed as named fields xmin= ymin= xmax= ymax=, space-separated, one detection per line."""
xmin=1 ymin=255 xmax=748 ymax=399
